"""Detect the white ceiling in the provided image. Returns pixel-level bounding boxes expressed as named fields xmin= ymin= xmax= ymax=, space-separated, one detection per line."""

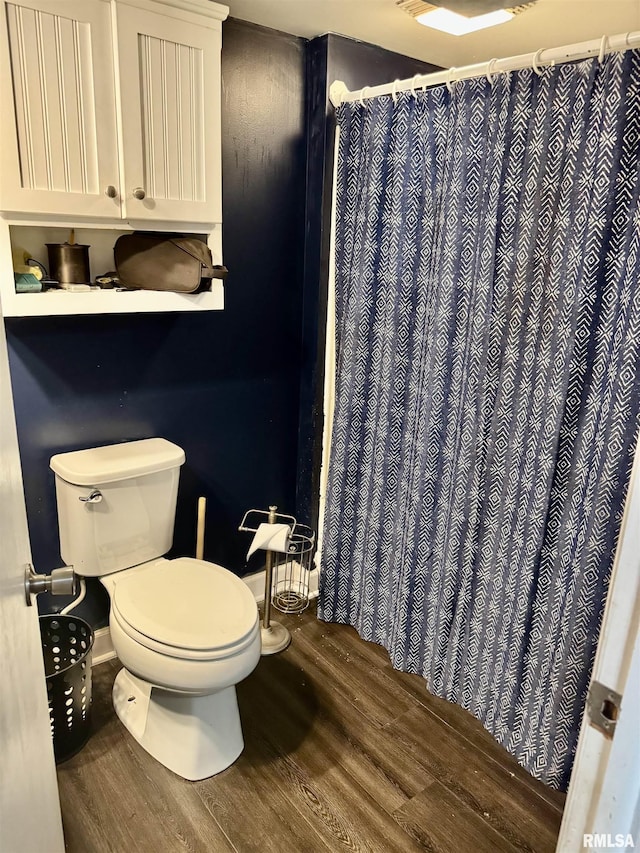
xmin=224 ymin=0 xmax=640 ymax=69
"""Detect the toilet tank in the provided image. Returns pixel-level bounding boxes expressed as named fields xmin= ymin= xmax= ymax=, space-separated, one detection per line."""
xmin=50 ymin=439 xmax=186 ymax=577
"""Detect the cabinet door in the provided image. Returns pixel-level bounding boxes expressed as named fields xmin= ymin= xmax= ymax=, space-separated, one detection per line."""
xmin=115 ymin=3 xmax=222 ymax=224
xmin=0 ymin=0 xmax=121 ymax=218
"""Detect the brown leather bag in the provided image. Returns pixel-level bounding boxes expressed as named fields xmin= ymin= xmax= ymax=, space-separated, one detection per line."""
xmin=114 ymin=233 xmax=228 ymax=293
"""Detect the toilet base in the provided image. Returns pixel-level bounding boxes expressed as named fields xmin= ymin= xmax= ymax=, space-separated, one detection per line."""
xmin=112 ymin=668 xmax=244 ymax=780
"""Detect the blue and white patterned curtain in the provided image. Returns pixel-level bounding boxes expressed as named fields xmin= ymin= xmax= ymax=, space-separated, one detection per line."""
xmin=319 ymin=51 xmax=640 ymax=790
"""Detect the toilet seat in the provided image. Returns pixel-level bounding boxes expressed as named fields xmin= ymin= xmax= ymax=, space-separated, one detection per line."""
xmin=112 ymin=557 xmax=259 ymax=660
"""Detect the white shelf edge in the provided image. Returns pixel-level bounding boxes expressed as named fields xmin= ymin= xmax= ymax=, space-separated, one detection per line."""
xmin=3 ymin=216 xmax=218 ymax=234
xmin=2 ymin=281 xmax=224 ymax=317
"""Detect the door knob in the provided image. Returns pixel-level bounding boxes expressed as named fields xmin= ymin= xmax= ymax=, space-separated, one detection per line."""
xmin=105 ymin=185 xmax=118 ymax=198
xmin=25 ymin=564 xmax=77 ymax=606
xmin=132 ymin=187 xmax=146 ymax=200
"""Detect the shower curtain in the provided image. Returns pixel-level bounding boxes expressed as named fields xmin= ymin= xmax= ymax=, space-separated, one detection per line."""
xmin=318 ymin=50 xmax=640 ymax=790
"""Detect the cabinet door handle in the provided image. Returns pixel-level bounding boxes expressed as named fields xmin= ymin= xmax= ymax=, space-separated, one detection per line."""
xmin=132 ymin=187 xmax=146 ymax=200
xmin=105 ymin=185 xmax=118 ymax=198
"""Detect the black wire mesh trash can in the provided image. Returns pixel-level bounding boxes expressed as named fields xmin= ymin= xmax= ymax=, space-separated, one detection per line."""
xmin=39 ymin=615 xmax=94 ymax=763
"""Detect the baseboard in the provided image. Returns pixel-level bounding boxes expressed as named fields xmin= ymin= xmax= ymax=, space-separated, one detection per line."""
xmin=92 ymin=626 xmax=117 ymax=665
xmin=90 ymin=567 xmax=320 ymax=668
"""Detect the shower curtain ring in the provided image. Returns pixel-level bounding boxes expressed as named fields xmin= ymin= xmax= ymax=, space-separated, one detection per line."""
xmin=410 ymin=73 xmax=421 ymax=98
xmin=359 ymin=86 xmax=370 ymax=108
xmin=446 ymin=67 xmax=457 ymax=93
xmin=486 ymin=58 xmax=498 ymax=84
xmin=391 ymin=79 xmax=400 ymax=103
xmin=532 ymin=49 xmax=545 ymax=75
xmin=598 ymin=35 xmax=609 ymax=64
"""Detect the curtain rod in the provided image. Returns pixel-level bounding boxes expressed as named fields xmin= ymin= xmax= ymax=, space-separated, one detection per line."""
xmin=329 ymin=30 xmax=640 ymax=107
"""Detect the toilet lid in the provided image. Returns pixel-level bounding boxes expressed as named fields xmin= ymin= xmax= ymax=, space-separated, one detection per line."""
xmin=113 ymin=558 xmax=258 ymax=651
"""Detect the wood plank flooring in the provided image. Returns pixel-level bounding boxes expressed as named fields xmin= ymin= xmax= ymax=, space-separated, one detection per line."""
xmin=57 ymin=605 xmax=565 ymax=852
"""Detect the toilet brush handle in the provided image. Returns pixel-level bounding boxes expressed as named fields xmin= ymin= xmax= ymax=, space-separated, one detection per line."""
xmin=196 ymin=497 xmax=206 ymax=560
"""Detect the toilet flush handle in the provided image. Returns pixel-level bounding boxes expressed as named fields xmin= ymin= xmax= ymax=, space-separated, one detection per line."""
xmin=79 ymin=489 xmax=103 ymax=503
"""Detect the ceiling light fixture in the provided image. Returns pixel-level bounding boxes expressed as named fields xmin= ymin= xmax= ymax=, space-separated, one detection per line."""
xmin=416 ymin=7 xmax=513 ymax=35
xmin=397 ymin=0 xmax=537 ymax=37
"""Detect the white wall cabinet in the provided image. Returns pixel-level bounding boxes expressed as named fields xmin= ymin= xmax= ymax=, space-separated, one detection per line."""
xmin=0 ymin=0 xmax=228 ymax=316
xmin=0 ymin=0 xmax=227 ymax=226
xmin=0 ymin=0 xmax=121 ymax=219
xmin=116 ymin=0 xmax=223 ymax=224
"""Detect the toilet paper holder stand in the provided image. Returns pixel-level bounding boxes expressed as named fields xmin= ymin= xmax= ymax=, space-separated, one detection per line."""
xmin=239 ymin=506 xmax=298 ymax=655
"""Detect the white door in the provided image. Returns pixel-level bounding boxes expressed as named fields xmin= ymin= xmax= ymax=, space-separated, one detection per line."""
xmin=0 ymin=0 xmax=121 ymax=218
xmin=0 ymin=223 xmax=64 ymax=850
xmin=557 ymin=436 xmax=640 ymax=851
xmin=115 ymin=1 xmax=222 ymax=224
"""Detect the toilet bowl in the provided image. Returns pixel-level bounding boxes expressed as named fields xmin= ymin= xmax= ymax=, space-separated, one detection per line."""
xmin=50 ymin=439 xmax=261 ymax=780
xmin=103 ymin=557 xmax=261 ymax=779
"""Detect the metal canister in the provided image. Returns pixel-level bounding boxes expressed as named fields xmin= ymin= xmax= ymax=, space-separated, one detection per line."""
xmin=46 ymin=242 xmax=91 ymax=285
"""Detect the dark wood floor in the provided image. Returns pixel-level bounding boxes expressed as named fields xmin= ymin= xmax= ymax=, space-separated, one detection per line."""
xmin=57 ymin=605 xmax=565 ymax=853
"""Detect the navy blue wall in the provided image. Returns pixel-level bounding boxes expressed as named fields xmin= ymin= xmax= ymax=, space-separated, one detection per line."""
xmin=7 ymin=22 xmax=439 ymax=628
xmin=296 ymin=35 xmax=439 ymax=526
xmin=7 ymin=19 xmax=307 ymax=626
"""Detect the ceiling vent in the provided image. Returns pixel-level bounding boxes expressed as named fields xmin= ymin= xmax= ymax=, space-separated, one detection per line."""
xmin=397 ymin=0 xmax=537 ymax=35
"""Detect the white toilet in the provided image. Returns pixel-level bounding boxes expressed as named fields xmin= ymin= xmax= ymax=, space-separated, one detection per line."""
xmin=50 ymin=438 xmax=261 ymax=781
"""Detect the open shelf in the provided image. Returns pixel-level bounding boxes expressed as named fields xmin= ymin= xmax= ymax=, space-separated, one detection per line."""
xmin=0 ymin=221 xmax=224 ymax=317
xmin=1 ymin=281 xmax=224 ymax=317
